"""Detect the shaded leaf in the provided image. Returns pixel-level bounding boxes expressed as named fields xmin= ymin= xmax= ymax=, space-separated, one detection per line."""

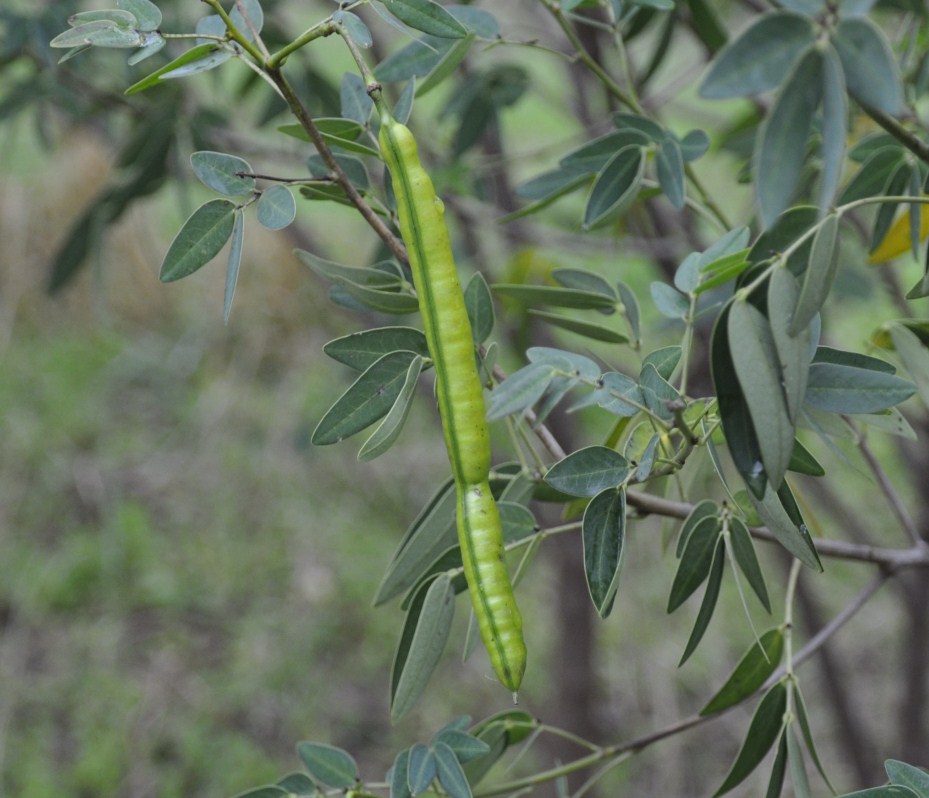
xmin=679 ymin=537 xmax=726 ymax=665
xmin=408 ymin=743 xmax=437 ymax=794
xmin=669 ymin=515 xmax=721 ymax=612
xmin=583 ymin=145 xmax=645 ymax=229
xmin=381 ymin=0 xmax=469 ymax=39
xmin=492 ymin=284 xmax=618 ymax=311
xmin=358 ymin=355 xmax=425 ymax=461
xmin=832 ymin=18 xmax=904 ymax=114
xmin=160 ymin=199 xmax=236 ymax=282
xmin=701 ymin=628 xmax=784 ymax=715
xmin=433 ymin=730 xmax=491 ymax=764
xmin=794 ymin=687 xmax=836 ymax=793
xmin=748 ymin=483 xmax=822 ymax=570
xmin=256 ymin=185 xmax=297 ymax=230
xmin=297 ymin=743 xmax=359 ymax=789
xmin=791 ymin=213 xmax=840 ymax=335
xmin=528 ymin=310 xmax=628 ymax=343
xmin=885 ymin=761 xmax=929 ymax=796
xmin=804 ymin=363 xmax=916 ymax=414
xmin=676 ymin=500 xmax=719 ymax=558
xmin=544 ymin=446 xmax=630 ymax=498
xmin=224 ymin=208 xmax=245 ymax=324
xmin=391 ymin=749 xmax=413 ymax=798
xmin=768 ymin=267 xmax=811 ymax=422
xmin=729 ymin=516 xmax=771 ymax=611
xmin=656 ymin=137 xmax=685 ymax=208
xmin=464 ymin=273 xmax=495 ymax=345
xmin=890 ymin=324 xmax=929 ymax=411
xmin=787 ymin=724 xmax=813 ymax=798
xmin=582 ymin=487 xmax=627 ymax=617
xmin=818 ymin=44 xmax=847 ymax=214
xmin=434 ymin=742 xmax=472 ymax=798
xmin=325 ymin=327 xmax=430 ymax=371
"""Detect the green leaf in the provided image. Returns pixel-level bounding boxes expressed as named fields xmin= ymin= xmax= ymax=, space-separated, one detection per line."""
xmin=643 ymin=346 xmax=682 ymax=381
xmin=699 ymin=12 xmax=816 ymax=99
xmin=117 ymin=0 xmax=161 ymax=30
xmin=787 ymin=438 xmax=825 ymax=476
xmin=69 ymin=10 xmax=138 ymax=27
xmin=276 ymin=773 xmax=315 ymax=793
xmin=390 ymin=574 xmax=456 ymax=723
xmin=464 ymin=273 xmax=495 ymax=345
xmin=256 ymin=185 xmax=296 ymax=230
xmin=375 ymin=38 xmax=452 ymax=84
xmin=51 ymin=20 xmax=142 ymax=49
xmin=559 ymin=130 xmax=649 ymax=174
xmin=433 ymin=730 xmax=491 ymax=764
xmin=160 ymin=199 xmax=236 ymax=282
xmin=668 ymin=515 xmax=721 ymax=612
xmin=492 ymin=284 xmax=618 ymax=311
xmin=832 ymin=18 xmax=904 ymax=114
xmin=313 ymin=351 xmax=422 ymax=445
xmin=416 ymin=33 xmax=476 ymax=97
xmin=230 ymin=0 xmax=264 ymax=39
xmin=231 ymin=788 xmax=287 ymax=798
xmin=885 ymin=761 xmax=929 ymax=796
xmin=486 ymin=362 xmax=556 ymax=421
xmin=766 ymin=733 xmax=788 ymax=798
xmin=552 ymin=268 xmax=616 ymax=302
xmin=701 ymin=628 xmax=784 ymax=714
xmin=729 ymin=517 xmax=771 ymax=611
xmin=679 ymin=537 xmax=726 ymax=665
xmin=835 ymin=788 xmax=919 ymax=798
xmin=582 ymin=487 xmax=627 ymax=618
xmin=840 ymin=146 xmax=906 ymax=203
xmin=889 ymin=325 xmax=929 ymax=411
xmin=527 ymin=310 xmax=628 ymax=344
xmin=769 ymin=268 xmax=811 ymax=422
xmin=676 ymin=500 xmax=719 ymax=557
xmin=748 ymin=483 xmax=822 ymax=570
xmin=818 ymin=44 xmax=848 ymax=214
xmin=125 ymin=44 xmax=228 ymax=94
xmin=342 ymin=11 xmax=373 ymax=49
xmin=224 ymin=208 xmax=245 ymax=324
xmin=544 ymin=446 xmax=630 ymax=498
xmin=381 ymin=0 xmax=469 ymax=38
xmin=190 ymin=151 xmax=255 ymax=197
xmin=755 ymin=47 xmax=821 ymax=228
xmin=583 ymin=145 xmax=645 ymax=229
xmin=805 ymin=363 xmax=916 ymax=414
xmin=434 ymin=742 xmax=472 ymax=798
xmin=375 ymin=479 xmax=457 ymax=605
xmin=408 ymin=743 xmax=437 ymax=794
xmin=358 ymin=355 xmax=425 ymax=461
xmin=390 ymin=750 xmax=413 ymax=798
xmin=787 ymin=724 xmax=813 ymax=798
xmin=617 ymin=281 xmax=641 ymax=343
xmin=728 ymin=300 xmax=794 ymax=488
xmin=504 ymin=170 xmax=591 ymax=221
xmin=794 ymin=687 xmax=836 ymax=793
xmin=297 ymin=743 xmax=359 ymax=788
xmin=127 ymin=34 xmax=166 ymax=65
xmin=656 ymin=137 xmax=685 ymax=208
xmin=651 ymin=282 xmax=689 ymax=319
xmin=713 ymin=682 xmax=788 ymax=796
xmin=712 ymin=305 xmax=767 ymax=499
xmin=791 ymin=213 xmax=840 ymax=336
xmin=324 ymin=327 xmax=430 ymax=371
xmin=813 ymin=346 xmax=896 ymax=374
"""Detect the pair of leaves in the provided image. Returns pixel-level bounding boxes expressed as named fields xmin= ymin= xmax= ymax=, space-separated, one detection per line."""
xmin=390 ymin=725 xmax=491 ymax=798
xmin=234 ymin=741 xmax=359 ymax=798
xmin=298 ymin=250 xmax=419 ymax=315
xmin=51 ymin=0 xmax=165 ymax=64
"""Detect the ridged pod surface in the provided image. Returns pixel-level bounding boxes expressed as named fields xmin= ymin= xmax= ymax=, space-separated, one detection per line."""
xmin=379 ymin=115 xmax=526 ymax=694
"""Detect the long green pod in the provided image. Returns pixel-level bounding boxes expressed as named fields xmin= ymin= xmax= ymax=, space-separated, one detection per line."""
xmin=379 ymin=114 xmax=526 ymax=694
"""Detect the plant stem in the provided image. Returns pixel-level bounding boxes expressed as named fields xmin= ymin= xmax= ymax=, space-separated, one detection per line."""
xmin=859 ymin=102 xmax=929 ymax=165
xmin=857 ymin=433 xmax=922 ymax=546
xmin=267 ymin=20 xmax=337 ymax=69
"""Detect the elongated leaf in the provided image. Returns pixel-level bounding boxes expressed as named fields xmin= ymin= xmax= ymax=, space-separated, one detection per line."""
xmin=191 ymin=151 xmax=255 ymax=197
xmin=804 ymin=363 xmax=916 ymax=414
xmin=791 ymin=213 xmax=839 ymax=335
xmin=492 ymin=284 xmax=618 ymax=311
xmin=504 ymin=170 xmax=591 ymax=222
xmin=257 ymin=185 xmax=297 ymax=230
xmin=434 ymin=742 xmax=472 ymax=798
xmin=359 ymin=355 xmax=425 ymax=461
xmin=375 ymin=479 xmax=457 ymax=605
xmin=832 ymin=18 xmax=904 ymax=114
xmin=342 ymin=12 xmax=374 ymax=50
xmin=794 ymin=687 xmax=836 ymax=793
xmin=755 ymin=47 xmax=821 ymax=228
xmin=890 ymin=325 xmax=929 ymax=411
xmin=69 ymin=10 xmax=138 ymax=27
xmin=417 ymin=33 xmax=475 ymax=96
xmin=835 ymin=787 xmax=920 ymax=797
xmin=818 ymin=45 xmax=847 ymax=214
xmin=885 ymin=761 xmax=929 ymax=795
xmin=870 ymin=203 xmax=929 ymax=263
xmin=676 ymin=499 xmax=719 ymax=557
xmin=486 ymin=362 xmax=555 ymax=421
xmin=787 ymin=724 xmax=813 ymax=798
xmin=313 ymin=351 xmax=421 ymax=445
xmin=391 ymin=574 xmax=456 ymax=722
xmin=656 ymin=137 xmax=685 ymax=208
xmin=232 ymin=788 xmax=287 ymax=798
xmin=813 ymin=346 xmax=895 ymax=373
xmin=679 ymin=537 xmax=726 ymax=665
xmin=160 ymin=199 xmax=236 ymax=282
xmin=651 ymin=281 xmax=690 ymax=319
xmin=276 ymin=773 xmax=315 ymax=793
xmin=582 ymin=488 xmax=626 ymax=618
xmin=408 ymin=743 xmax=437 ymax=794
xmin=464 ymin=273 xmax=495 ymax=345
xmin=729 ymin=517 xmax=771 ymax=610
xmin=668 ymin=516 xmax=721 ymax=612
xmin=552 ymin=268 xmax=615 ymax=299
xmin=433 ymin=730 xmax=490 ymax=764
xmin=712 ymin=305 xmax=767 ymax=498
xmin=224 ymin=208 xmax=245 ymax=324
xmin=701 ymin=628 xmax=784 ymax=714
xmin=729 ymin=300 xmax=794 ymax=488
xmin=125 ymin=43 xmax=223 ymax=94
xmin=749 ymin=483 xmax=822 ymax=570
xmin=528 ymin=310 xmax=628 ymax=343
xmin=297 ymin=743 xmax=359 ymax=789
xmin=381 ymin=0 xmax=469 ymax=38
xmin=769 ymin=268 xmax=810 ymax=422
xmin=766 ymin=733 xmax=789 ymax=798
xmin=325 ymin=327 xmax=430 ymax=371
xmin=560 ymin=130 xmax=650 ymax=174
xmin=699 ymin=12 xmax=816 ymax=99
xmin=713 ymin=682 xmax=788 ymax=796
xmin=583 ymin=146 xmax=645 ymax=229
xmin=544 ymin=446 xmax=630 ymax=498
xmin=391 ymin=750 xmax=413 ymax=798
xmin=127 ymin=34 xmax=166 ymax=64
xmin=118 ymin=0 xmax=162 ymax=31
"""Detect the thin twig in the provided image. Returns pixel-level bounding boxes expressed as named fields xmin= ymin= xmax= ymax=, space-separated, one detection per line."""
xmin=857 ymin=434 xmax=923 ymax=546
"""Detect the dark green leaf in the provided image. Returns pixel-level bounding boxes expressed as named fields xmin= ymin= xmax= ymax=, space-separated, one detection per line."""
xmin=668 ymin=516 xmax=721 ymax=613
xmin=390 ymin=574 xmax=456 ymax=722
xmin=583 ymin=145 xmax=645 ymax=229
xmin=755 ymin=47 xmax=821 ymax=228
xmin=118 ymin=0 xmax=162 ymax=31
xmin=643 ymin=346 xmax=682 ymax=381
xmin=766 ymin=733 xmax=788 ymax=798
xmin=582 ymin=487 xmax=626 ymax=618
xmin=729 ymin=517 xmax=771 ymax=611
xmin=699 ymin=12 xmax=816 ymax=99
xmin=769 ymin=267 xmax=811 ymax=422
xmin=713 ymin=682 xmax=788 ymax=796
xmin=313 ymin=351 xmax=422 ymax=445
xmin=552 ymin=268 xmax=616 ymax=301
xmin=679 ymin=537 xmax=726 ymax=665
xmin=559 ymin=130 xmax=649 ymax=174
xmin=832 ymin=18 xmax=904 ymax=114
xmin=125 ymin=44 xmax=227 ymax=94
xmin=791 ymin=213 xmax=840 ymax=336
xmin=686 ymin=0 xmax=727 ymax=52
xmin=840 ymin=146 xmax=906 ymax=203
xmin=492 ymin=284 xmax=618 ymax=311
xmin=680 ymin=129 xmax=711 ymax=162
xmin=358 ymin=355 xmax=425 ymax=461
xmin=375 ymin=479 xmax=457 ymax=605
xmin=381 ymin=0 xmax=469 ymax=39
xmin=465 ymin=273 xmax=495 ymax=345
xmin=433 ymin=730 xmax=491 ymax=764
xmin=787 ymin=438 xmax=825 ymax=476
xmin=527 ymin=310 xmax=629 ymax=343
xmin=160 ymin=199 xmax=236 ymax=282
xmin=275 ymin=772 xmax=315 ymax=792
xmin=728 ymin=300 xmax=794 ymax=488
xmin=390 ymin=749 xmax=413 ymax=798
xmin=805 ymin=363 xmax=916 ymax=414
xmin=408 ymin=743 xmax=437 ymax=794
xmin=676 ymin=500 xmax=719 ymax=558
xmin=296 ymin=743 xmax=359 ymax=788
xmin=748 ymin=483 xmax=822 ymax=571
xmin=325 ymin=327 xmax=430 ymax=371
xmin=544 ymin=446 xmax=630 ymax=498
xmin=813 ymin=346 xmax=896 ymax=374
xmin=656 ymin=137 xmax=685 ymax=208
xmin=787 ymin=724 xmax=812 ymax=798
xmin=416 ymin=33 xmax=475 ymax=97
xmin=434 ymin=742 xmax=472 ymax=798
xmin=701 ymin=628 xmax=784 ymax=714
xmin=504 ymin=170 xmax=591 ymax=221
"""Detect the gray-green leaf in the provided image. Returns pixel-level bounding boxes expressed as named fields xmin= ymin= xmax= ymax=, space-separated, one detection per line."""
xmin=582 ymin=487 xmax=626 ymax=618
xmin=160 ymin=199 xmax=236 ymax=282
xmin=832 ymin=18 xmax=904 ymax=115
xmin=256 ymin=185 xmax=296 ymax=230
xmin=296 ymin=743 xmax=359 ymax=789
xmin=544 ymin=446 xmax=630 ymax=498
xmin=381 ymin=0 xmax=469 ymax=39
